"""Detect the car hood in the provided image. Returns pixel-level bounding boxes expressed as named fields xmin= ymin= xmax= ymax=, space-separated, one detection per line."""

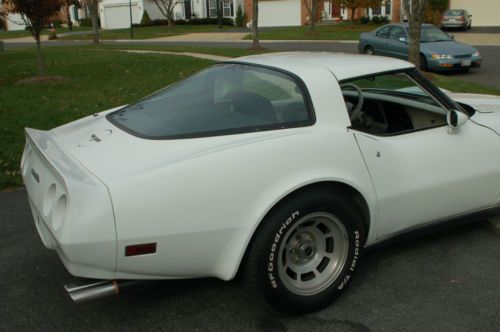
xmin=421 ymin=41 xmax=477 ymax=56
xmin=51 ymin=106 xmax=307 ymax=186
xmin=448 ymin=92 xmax=500 ymax=135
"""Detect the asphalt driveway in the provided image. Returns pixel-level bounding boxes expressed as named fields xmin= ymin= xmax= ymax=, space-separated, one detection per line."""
xmin=0 ymin=189 xmax=499 ymax=331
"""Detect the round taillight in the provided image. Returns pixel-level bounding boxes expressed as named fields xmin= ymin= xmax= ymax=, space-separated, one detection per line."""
xmin=52 ymin=194 xmax=67 ymax=230
xmin=43 ymin=183 xmax=57 ymax=216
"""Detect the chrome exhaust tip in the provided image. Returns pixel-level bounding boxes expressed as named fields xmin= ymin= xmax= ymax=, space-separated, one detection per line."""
xmin=64 ymin=280 xmax=140 ymax=303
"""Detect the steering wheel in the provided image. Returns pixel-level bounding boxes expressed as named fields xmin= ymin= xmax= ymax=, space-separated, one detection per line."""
xmin=341 ymin=83 xmax=364 ymax=123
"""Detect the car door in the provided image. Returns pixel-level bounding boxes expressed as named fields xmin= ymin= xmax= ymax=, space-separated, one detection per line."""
xmin=372 ymin=26 xmax=392 ymax=56
xmin=343 ymin=71 xmax=500 ymax=240
xmin=385 ymin=26 xmax=409 ymax=59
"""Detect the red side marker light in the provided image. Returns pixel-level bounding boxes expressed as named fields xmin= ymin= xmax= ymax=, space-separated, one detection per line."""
xmin=125 ymin=243 xmax=157 ymax=256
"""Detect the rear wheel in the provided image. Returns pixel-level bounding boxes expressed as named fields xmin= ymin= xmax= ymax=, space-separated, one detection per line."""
xmin=246 ymin=189 xmax=366 ymax=314
xmin=364 ymin=46 xmax=375 ymax=55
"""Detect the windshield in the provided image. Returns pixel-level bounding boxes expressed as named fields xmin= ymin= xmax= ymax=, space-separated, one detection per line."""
xmin=107 ymin=63 xmax=313 ymax=139
xmin=420 ymin=26 xmax=452 ymax=42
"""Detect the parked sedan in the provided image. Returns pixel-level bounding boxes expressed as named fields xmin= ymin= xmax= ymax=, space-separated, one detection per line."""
xmin=441 ymin=9 xmax=472 ymax=31
xmin=22 ymin=52 xmax=500 ymax=314
xmin=358 ymin=23 xmax=482 ymax=72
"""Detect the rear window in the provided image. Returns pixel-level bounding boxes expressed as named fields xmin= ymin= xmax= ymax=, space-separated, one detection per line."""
xmin=107 ymin=63 xmax=313 ymax=139
xmin=444 ymin=10 xmax=464 ymax=16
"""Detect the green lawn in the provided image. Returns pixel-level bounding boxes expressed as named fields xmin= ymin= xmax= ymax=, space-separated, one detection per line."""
xmin=59 ymin=25 xmax=245 ymax=40
xmin=245 ymin=23 xmax=381 ymax=41
xmin=0 ymin=27 xmax=90 ymax=40
xmin=1 ymin=45 xmax=499 ymax=190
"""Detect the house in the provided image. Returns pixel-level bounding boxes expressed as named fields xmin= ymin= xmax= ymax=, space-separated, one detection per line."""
xmin=98 ymin=0 xmax=245 ymax=30
xmin=243 ymin=1 xmax=399 ymax=28
xmin=0 ymin=0 xmax=26 ymax=31
xmin=449 ymin=0 xmax=499 ymax=27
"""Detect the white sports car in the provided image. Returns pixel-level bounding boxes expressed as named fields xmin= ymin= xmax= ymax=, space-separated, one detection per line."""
xmin=21 ymin=52 xmax=500 ymax=313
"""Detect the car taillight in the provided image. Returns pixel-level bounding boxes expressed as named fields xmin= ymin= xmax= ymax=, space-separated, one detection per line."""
xmin=458 ymin=16 xmax=464 ymax=21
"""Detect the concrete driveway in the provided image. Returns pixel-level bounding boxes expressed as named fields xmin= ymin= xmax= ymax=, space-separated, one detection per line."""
xmin=1 ymin=189 xmax=499 ymax=331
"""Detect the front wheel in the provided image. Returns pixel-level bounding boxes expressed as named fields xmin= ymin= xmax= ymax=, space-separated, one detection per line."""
xmin=247 ymin=189 xmax=366 ymax=314
xmin=364 ymin=46 xmax=375 ymax=55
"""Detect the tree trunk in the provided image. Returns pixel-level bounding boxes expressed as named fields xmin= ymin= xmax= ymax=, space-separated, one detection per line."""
xmin=66 ymin=5 xmax=73 ymax=31
xmin=350 ymin=7 xmax=356 ymax=22
xmin=404 ymin=0 xmax=425 ymax=69
xmin=35 ymin=37 xmax=46 ymax=77
xmin=309 ymin=0 xmax=316 ymax=33
xmin=167 ymin=17 xmax=172 ymax=30
xmin=91 ymin=10 xmax=99 ymax=44
xmin=252 ymin=0 xmax=260 ymax=48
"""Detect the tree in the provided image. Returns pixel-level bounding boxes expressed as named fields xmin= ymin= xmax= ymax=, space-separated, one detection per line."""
xmin=303 ymin=0 xmax=322 ymax=32
xmin=428 ymin=0 xmax=448 ymax=26
xmin=235 ymin=4 xmax=245 ymax=28
xmin=8 ymin=0 xmax=63 ymax=76
xmin=151 ymin=0 xmax=181 ymax=30
xmin=80 ymin=0 xmax=99 ymax=43
xmin=251 ymin=0 xmax=260 ymax=48
xmin=403 ymin=0 xmax=428 ymax=69
xmin=333 ymin=0 xmax=363 ymax=22
xmin=63 ymin=0 xmax=80 ymax=31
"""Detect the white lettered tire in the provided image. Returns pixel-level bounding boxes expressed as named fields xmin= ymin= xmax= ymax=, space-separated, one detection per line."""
xmin=247 ymin=188 xmax=366 ymax=313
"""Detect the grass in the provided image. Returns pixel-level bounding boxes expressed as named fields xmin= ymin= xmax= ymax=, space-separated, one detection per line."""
xmin=59 ymin=25 xmax=245 ymax=40
xmin=1 ymin=44 xmax=499 ymax=190
xmin=430 ymin=74 xmax=500 ymax=95
xmin=0 ymin=27 xmax=90 ymax=40
xmin=244 ymin=23 xmax=381 ymax=41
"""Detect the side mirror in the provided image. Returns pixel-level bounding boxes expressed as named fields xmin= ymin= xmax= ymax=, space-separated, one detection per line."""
xmin=447 ymin=109 xmax=468 ymax=134
xmin=398 ymin=37 xmax=407 ymax=43
xmin=469 ymin=15 xmax=472 ymax=18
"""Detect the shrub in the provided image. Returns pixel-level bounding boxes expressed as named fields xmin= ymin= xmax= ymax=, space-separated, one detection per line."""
xmin=51 ymin=19 xmax=63 ymax=28
xmin=79 ymin=18 xmax=92 ymax=27
xmin=359 ymin=16 xmax=371 ymax=24
xmin=371 ymin=16 xmax=381 ymax=24
xmin=189 ymin=17 xmax=234 ymax=26
xmin=235 ymin=5 xmax=245 ymax=27
xmin=380 ymin=16 xmax=389 ymax=24
xmin=140 ymin=10 xmax=152 ymax=26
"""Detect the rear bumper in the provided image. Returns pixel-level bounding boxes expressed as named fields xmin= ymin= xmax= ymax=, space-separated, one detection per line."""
xmin=441 ymin=22 xmax=467 ymax=28
xmin=22 ymin=128 xmax=117 ymax=279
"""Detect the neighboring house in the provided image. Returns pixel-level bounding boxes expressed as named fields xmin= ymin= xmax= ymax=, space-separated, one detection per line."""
xmin=0 ymin=0 xmax=26 ymax=31
xmin=98 ymin=0 xmax=245 ymax=30
xmin=242 ymin=1 xmax=399 ymax=28
xmin=449 ymin=0 xmax=499 ymax=27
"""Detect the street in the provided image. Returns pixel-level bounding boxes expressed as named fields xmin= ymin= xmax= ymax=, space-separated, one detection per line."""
xmin=4 ymin=40 xmax=500 ymax=89
xmin=1 ymin=189 xmax=499 ymax=331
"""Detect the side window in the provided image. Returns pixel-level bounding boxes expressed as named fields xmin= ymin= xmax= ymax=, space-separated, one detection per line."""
xmin=376 ymin=26 xmax=391 ymax=38
xmin=340 ymin=72 xmax=448 ymax=136
xmin=389 ymin=26 xmax=406 ymax=41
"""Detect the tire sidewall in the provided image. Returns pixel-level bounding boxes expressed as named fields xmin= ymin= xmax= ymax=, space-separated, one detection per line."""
xmin=256 ymin=191 xmax=365 ymax=313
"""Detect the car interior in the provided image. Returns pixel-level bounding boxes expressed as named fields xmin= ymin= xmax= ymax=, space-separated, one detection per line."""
xmin=342 ymin=85 xmax=448 ymax=136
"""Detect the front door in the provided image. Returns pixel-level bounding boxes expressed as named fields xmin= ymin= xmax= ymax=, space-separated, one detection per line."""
xmin=341 ymin=70 xmax=500 ymax=240
xmin=184 ymin=0 xmax=192 ymax=20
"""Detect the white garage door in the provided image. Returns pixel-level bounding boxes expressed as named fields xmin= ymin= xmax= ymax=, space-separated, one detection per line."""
xmin=103 ymin=5 xmax=138 ymax=29
xmin=450 ymin=0 xmax=500 ymax=26
xmin=259 ymin=0 xmax=301 ymax=27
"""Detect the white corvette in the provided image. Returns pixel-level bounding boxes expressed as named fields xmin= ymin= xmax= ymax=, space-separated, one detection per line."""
xmin=21 ymin=52 xmax=500 ymax=313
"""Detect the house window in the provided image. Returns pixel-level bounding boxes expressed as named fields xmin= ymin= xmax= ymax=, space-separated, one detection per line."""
xmin=385 ymin=0 xmax=391 ymax=15
xmin=209 ymin=0 xmax=217 ymax=18
xmin=372 ymin=6 xmax=381 ymax=16
xmin=223 ymin=0 xmax=231 ymax=17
